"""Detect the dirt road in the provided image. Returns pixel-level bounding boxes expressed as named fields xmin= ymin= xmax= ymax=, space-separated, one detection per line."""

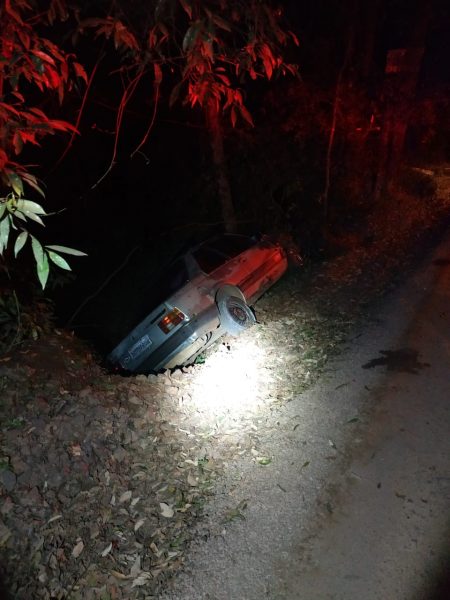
xmin=162 ymin=230 xmax=450 ymax=600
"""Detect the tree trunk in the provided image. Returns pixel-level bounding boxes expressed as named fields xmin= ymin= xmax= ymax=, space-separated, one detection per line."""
xmin=205 ymin=102 xmax=237 ymax=233
xmin=374 ymin=2 xmax=432 ymax=200
xmin=320 ymin=12 xmax=354 ymax=243
xmin=359 ymin=0 xmax=382 ymax=82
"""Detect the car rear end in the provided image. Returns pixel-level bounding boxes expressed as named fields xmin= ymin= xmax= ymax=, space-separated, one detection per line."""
xmin=108 ymin=296 xmax=220 ymax=373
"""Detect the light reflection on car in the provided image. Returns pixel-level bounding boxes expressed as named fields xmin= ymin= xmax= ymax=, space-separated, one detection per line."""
xmin=108 ymin=233 xmax=288 ymax=373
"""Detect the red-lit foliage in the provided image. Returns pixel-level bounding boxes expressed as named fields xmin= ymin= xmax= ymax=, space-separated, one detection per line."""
xmin=0 ymin=0 xmax=87 ymax=197
xmin=77 ymin=1 xmax=299 ymax=229
xmin=79 ymin=0 xmax=299 ymax=131
xmin=0 ymin=1 xmax=88 ymax=289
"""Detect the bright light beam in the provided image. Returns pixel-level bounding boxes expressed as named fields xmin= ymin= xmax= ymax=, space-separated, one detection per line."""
xmin=189 ymin=335 xmax=271 ymax=421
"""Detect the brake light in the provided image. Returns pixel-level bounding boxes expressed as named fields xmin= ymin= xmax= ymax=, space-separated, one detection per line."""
xmin=273 ymin=248 xmax=284 ymax=262
xmin=158 ymin=307 xmax=186 ymax=334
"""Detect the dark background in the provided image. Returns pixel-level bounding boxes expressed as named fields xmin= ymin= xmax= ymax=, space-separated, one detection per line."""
xmin=10 ymin=0 xmax=450 ymax=348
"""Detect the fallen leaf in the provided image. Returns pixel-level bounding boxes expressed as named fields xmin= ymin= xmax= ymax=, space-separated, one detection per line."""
xmin=222 ymin=500 xmax=247 ymax=523
xmin=257 ymin=457 xmax=272 ymax=465
xmin=159 ymin=503 xmax=174 ymax=518
xmin=187 ymin=473 xmax=197 ymax=486
xmin=47 ymin=514 xmax=62 ymax=524
xmin=134 ymin=518 xmax=145 ymax=532
xmin=130 ymin=556 xmax=141 ymax=578
xmin=69 ymin=444 xmax=82 ymax=457
xmin=119 ymin=490 xmax=132 ymax=504
xmin=101 ymin=542 xmax=112 ymax=557
xmin=128 ymin=395 xmax=141 ymax=405
xmin=0 ymin=523 xmax=11 ymax=547
xmin=111 ymin=570 xmax=129 ymax=580
xmin=301 ymin=460 xmax=310 ymax=469
xmin=72 ymin=540 xmax=84 ymax=558
xmin=131 ymin=572 xmax=151 ymax=587
xmin=149 ymin=542 xmax=159 ymax=555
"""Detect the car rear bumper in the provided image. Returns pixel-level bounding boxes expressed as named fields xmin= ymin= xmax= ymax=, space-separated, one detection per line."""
xmin=124 ymin=305 xmax=221 ymax=373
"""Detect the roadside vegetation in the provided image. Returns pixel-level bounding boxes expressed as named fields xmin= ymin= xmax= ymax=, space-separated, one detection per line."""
xmin=1 ymin=0 xmax=450 ymax=597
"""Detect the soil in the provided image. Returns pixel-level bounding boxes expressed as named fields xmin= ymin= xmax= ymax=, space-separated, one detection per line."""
xmin=1 ymin=170 xmax=449 ymax=600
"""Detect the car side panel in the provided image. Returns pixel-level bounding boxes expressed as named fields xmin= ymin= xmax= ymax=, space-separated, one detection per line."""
xmin=234 ymin=245 xmax=288 ymax=304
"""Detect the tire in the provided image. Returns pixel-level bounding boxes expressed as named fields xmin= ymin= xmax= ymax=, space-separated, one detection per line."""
xmin=217 ymin=295 xmax=256 ymax=336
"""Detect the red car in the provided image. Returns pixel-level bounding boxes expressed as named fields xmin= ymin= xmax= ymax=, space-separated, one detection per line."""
xmin=108 ymin=233 xmax=288 ymax=373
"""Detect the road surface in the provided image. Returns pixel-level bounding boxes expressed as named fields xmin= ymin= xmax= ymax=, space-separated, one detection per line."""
xmin=162 ymin=228 xmax=450 ymax=600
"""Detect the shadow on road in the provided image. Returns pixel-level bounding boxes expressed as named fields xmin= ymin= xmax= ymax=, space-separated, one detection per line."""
xmin=361 ymin=347 xmax=430 ymax=374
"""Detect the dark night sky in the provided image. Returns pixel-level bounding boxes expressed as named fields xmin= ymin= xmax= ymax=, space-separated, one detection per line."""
xmin=21 ymin=0 xmax=449 ymax=337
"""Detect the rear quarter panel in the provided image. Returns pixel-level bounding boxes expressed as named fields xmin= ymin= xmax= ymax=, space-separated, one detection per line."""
xmin=237 ymin=244 xmax=288 ymax=304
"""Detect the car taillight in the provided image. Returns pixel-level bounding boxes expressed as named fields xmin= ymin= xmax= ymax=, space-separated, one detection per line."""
xmin=158 ymin=307 xmax=186 ymax=334
xmin=273 ymin=248 xmax=284 ymax=262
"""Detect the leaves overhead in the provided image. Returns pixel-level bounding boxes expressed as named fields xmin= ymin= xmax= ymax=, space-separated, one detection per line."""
xmin=79 ymin=0 xmax=299 ymax=127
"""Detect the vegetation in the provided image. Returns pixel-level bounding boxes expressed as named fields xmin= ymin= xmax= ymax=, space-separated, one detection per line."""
xmin=78 ymin=0 xmax=299 ymax=230
xmin=0 ymin=0 xmax=87 ymax=288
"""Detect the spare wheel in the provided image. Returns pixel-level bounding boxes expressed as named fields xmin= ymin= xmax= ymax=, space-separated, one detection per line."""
xmin=217 ymin=294 xmax=256 ymax=336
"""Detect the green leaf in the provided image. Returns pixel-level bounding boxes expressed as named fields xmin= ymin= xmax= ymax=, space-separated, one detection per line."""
xmin=346 ymin=417 xmax=359 ymax=424
xmin=182 ymin=22 xmax=200 ymax=52
xmin=21 ymin=173 xmax=45 ymax=197
xmin=0 ymin=217 xmax=11 ymax=254
xmin=14 ymin=231 xmax=28 ymax=257
xmin=169 ymin=81 xmax=183 ymax=107
xmin=7 ymin=173 xmax=24 ymax=196
xmin=212 ymin=14 xmax=232 ymax=32
xmin=36 ymin=252 xmax=49 ymax=289
xmin=48 ymin=250 xmax=71 ymax=271
xmin=0 ymin=203 xmax=6 ymax=220
xmin=17 ymin=210 xmax=45 ymax=226
xmin=257 ymin=456 xmax=272 ymax=466
xmin=16 ymin=199 xmax=46 ymax=215
xmin=45 ymin=244 xmax=87 ymax=256
xmin=31 ymin=236 xmax=44 ymax=268
xmin=12 ymin=210 xmax=26 ymax=222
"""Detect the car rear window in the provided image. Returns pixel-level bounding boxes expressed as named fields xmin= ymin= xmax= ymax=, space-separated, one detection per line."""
xmin=193 ymin=246 xmax=229 ymax=274
xmin=134 ymin=258 xmax=190 ymax=322
xmin=193 ymin=235 xmax=257 ymax=274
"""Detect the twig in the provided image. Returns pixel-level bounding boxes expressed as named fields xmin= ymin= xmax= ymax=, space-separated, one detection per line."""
xmin=91 ymin=70 xmax=144 ymax=190
xmin=49 ymin=54 xmax=103 ymax=173
xmin=130 ymin=80 xmax=160 ymax=159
